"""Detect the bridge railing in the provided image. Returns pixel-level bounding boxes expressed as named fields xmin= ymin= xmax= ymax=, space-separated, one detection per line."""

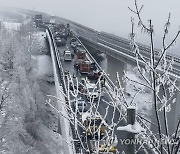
xmin=46 ymin=25 xmax=75 ymax=154
xmin=46 ymin=25 xmax=67 ymax=93
xmin=99 ymin=32 xmax=180 ymax=66
xmin=98 ymin=34 xmax=180 ymax=77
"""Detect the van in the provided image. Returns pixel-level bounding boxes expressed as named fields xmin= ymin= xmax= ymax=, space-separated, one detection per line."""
xmin=64 ymin=50 xmax=72 ymax=61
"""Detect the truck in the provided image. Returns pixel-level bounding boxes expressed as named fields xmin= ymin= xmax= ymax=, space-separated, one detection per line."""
xmin=78 ymin=61 xmax=90 ymax=74
xmin=82 ymin=112 xmax=106 ymax=139
xmin=76 ymin=48 xmax=86 ymax=59
xmin=34 ymin=14 xmax=42 ymax=27
xmin=74 ymin=48 xmax=90 ymax=74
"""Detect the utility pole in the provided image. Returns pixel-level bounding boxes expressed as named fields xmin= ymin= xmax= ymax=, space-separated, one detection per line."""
xmin=127 ymin=107 xmax=136 ymax=154
xmin=117 ymin=106 xmax=145 ymax=154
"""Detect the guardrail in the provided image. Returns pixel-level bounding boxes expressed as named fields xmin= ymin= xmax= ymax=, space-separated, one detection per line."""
xmin=46 ymin=26 xmax=67 ymax=93
xmin=46 ymin=26 xmax=74 ymax=154
xmin=97 ymin=36 xmax=180 ymax=77
xmin=100 ymin=32 xmax=180 ymax=64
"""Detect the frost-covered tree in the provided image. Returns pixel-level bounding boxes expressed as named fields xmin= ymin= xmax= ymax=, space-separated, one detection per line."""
xmin=47 ymin=71 xmax=120 ymax=153
xmin=119 ymin=0 xmax=180 ymax=153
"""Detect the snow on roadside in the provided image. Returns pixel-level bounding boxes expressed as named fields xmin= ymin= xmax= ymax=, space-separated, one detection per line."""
xmin=125 ymin=65 xmax=152 ymax=120
xmin=30 ymin=31 xmax=63 ymax=153
xmin=36 ymin=55 xmax=53 ymax=77
xmin=31 ymin=32 xmax=48 ymax=55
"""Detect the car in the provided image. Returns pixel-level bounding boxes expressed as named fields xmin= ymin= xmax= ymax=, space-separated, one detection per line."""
xmin=64 ymin=50 xmax=72 ymax=61
xmin=74 ymin=44 xmax=83 ymax=53
xmin=85 ymin=83 xmax=100 ymax=101
xmin=69 ymin=82 xmax=85 ymax=93
xmin=58 ymin=31 xmax=68 ymax=39
xmin=76 ymin=42 xmax=82 ymax=48
xmin=70 ymin=41 xmax=76 ymax=48
xmin=70 ymin=38 xmax=76 ymax=42
xmin=55 ymin=37 xmax=66 ymax=46
xmin=70 ymin=38 xmax=77 ymax=48
xmin=74 ymin=98 xmax=87 ymax=113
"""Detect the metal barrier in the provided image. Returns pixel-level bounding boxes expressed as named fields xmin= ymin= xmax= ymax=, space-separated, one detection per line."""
xmin=46 ymin=26 xmax=67 ymax=93
xmin=46 ymin=26 xmax=74 ymax=154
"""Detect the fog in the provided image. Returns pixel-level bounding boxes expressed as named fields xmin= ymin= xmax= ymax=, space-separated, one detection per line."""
xmin=1 ymin=0 xmax=180 ymax=54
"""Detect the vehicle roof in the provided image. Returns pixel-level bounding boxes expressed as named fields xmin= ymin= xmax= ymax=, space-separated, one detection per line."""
xmin=64 ymin=50 xmax=71 ymax=53
xmin=71 ymin=38 xmax=76 ymax=41
xmin=77 ymin=102 xmax=87 ymax=106
xmin=82 ymin=112 xmax=91 ymax=122
xmin=86 ymin=83 xmax=97 ymax=88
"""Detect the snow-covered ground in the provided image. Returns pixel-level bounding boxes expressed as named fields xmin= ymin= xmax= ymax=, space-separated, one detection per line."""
xmin=125 ymin=65 xmax=152 ymax=120
xmin=0 ymin=24 xmax=63 ymax=153
xmin=36 ymin=55 xmax=54 ymax=77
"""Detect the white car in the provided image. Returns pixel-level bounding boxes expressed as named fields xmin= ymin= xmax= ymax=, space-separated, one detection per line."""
xmin=70 ymin=38 xmax=77 ymax=48
xmin=86 ymin=83 xmax=100 ymax=101
xmin=64 ymin=50 xmax=72 ymax=61
xmin=74 ymin=98 xmax=87 ymax=113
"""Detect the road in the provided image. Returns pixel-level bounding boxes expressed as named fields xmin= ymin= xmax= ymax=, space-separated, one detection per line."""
xmin=51 ymin=27 xmax=148 ymax=154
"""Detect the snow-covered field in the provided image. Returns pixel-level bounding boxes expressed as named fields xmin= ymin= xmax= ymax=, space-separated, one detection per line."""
xmin=3 ymin=21 xmax=21 ymax=30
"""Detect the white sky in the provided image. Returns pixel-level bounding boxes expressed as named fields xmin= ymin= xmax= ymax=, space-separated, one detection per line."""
xmin=1 ymin=0 xmax=180 ymax=54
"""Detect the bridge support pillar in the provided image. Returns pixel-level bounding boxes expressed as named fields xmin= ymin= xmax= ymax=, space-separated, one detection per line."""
xmin=106 ymin=55 xmax=127 ymax=89
xmin=173 ymin=88 xmax=180 ymax=133
xmin=151 ymin=83 xmax=180 ymax=135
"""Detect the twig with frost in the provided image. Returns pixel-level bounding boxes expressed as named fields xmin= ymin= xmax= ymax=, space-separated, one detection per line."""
xmin=116 ymin=72 xmax=128 ymax=106
xmin=123 ymin=70 xmax=153 ymax=90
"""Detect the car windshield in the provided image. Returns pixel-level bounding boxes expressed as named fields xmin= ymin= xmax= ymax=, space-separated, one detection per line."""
xmin=65 ymin=53 xmax=71 ymax=57
xmin=78 ymin=103 xmax=85 ymax=107
xmin=77 ymin=99 xmax=85 ymax=104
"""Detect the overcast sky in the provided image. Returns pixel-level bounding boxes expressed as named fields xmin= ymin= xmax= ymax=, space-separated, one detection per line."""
xmin=1 ymin=0 xmax=180 ymax=54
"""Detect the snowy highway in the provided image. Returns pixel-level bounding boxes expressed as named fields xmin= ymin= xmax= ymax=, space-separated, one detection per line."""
xmin=52 ymin=29 xmax=125 ymax=153
xmin=1 ymin=6 xmax=180 ymax=154
xmin=46 ymin=25 xmax=149 ymax=154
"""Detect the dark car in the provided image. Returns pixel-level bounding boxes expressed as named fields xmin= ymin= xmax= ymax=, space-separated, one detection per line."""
xmin=70 ymin=38 xmax=77 ymax=48
xmin=55 ymin=37 xmax=66 ymax=46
